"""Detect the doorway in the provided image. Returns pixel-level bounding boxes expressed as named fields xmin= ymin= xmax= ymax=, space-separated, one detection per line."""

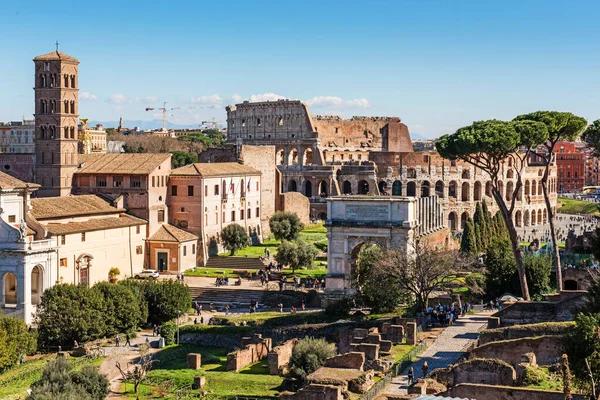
xmin=157 ymin=252 xmax=168 ymax=272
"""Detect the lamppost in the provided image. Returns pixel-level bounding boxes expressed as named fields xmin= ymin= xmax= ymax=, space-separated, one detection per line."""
xmin=177 ymin=310 xmax=181 ymax=345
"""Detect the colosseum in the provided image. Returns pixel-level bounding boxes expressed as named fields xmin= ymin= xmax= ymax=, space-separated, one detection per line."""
xmin=225 ymin=99 xmax=557 ymax=232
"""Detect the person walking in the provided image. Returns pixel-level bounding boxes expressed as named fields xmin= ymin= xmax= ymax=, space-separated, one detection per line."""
xmin=422 ymin=361 xmax=429 ymax=378
xmin=407 ymin=367 xmax=414 ymax=385
xmin=225 ymin=304 xmax=230 ymax=315
xmin=125 ymin=333 xmax=131 ymax=347
xmin=115 ymin=334 xmax=121 ymax=347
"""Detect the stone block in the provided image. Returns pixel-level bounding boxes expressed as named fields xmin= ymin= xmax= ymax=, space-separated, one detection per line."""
xmin=406 ymin=322 xmax=417 ymax=345
xmin=389 ymin=325 xmax=405 ymax=344
xmin=365 ymin=333 xmax=382 ymax=344
xmin=379 ymin=340 xmax=393 ymax=353
xmin=187 ymin=353 xmax=201 ymax=369
xmin=350 ymin=343 xmax=379 ymax=361
xmin=487 ymin=316 xmax=501 ymax=329
xmin=353 ymin=328 xmax=368 ymax=338
xmin=192 ymin=375 xmax=206 ymax=389
xmin=324 ymin=352 xmax=365 ymax=370
xmin=381 ymin=322 xmax=391 ymax=335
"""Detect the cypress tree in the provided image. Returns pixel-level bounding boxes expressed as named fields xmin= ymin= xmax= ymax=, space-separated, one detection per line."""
xmin=473 ymin=202 xmax=488 ymax=250
xmin=461 ymin=217 xmax=478 ymax=255
xmin=482 ymin=200 xmax=494 ymax=238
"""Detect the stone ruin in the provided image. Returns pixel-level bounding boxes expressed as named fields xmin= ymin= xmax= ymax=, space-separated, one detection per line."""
xmin=226 ymin=333 xmax=272 ymax=372
xmin=280 ymin=384 xmax=343 ymax=400
xmin=268 ymin=338 xmax=298 ymax=375
xmin=342 ymin=327 xmax=395 ymax=372
xmin=431 ymin=358 xmax=516 ymax=387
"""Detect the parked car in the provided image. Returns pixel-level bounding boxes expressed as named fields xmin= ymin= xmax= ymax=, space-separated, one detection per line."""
xmin=135 ymin=269 xmax=160 ymax=279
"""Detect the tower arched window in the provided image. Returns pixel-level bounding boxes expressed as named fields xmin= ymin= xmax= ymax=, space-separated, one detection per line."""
xmin=70 ymin=101 xmax=75 ymax=114
xmin=64 ymin=127 xmax=69 ymax=138
xmin=49 ymin=126 xmax=55 ymax=139
xmin=64 ymin=100 xmax=69 ymax=114
xmin=70 ymin=127 xmax=75 ymax=139
xmin=51 ymin=74 xmax=56 ymax=87
xmin=40 ymin=126 xmax=46 ymax=139
xmin=70 ymin=75 xmax=75 ymax=88
xmin=64 ymin=74 xmax=68 ymax=87
xmin=50 ymin=101 xmax=55 ymax=114
xmin=40 ymin=75 xmax=46 ymax=88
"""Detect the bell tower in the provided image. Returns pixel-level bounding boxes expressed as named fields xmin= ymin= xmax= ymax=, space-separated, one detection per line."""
xmin=33 ymin=49 xmax=79 ymax=197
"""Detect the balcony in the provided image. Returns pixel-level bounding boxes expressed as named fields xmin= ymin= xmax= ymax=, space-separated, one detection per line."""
xmin=28 ymin=239 xmax=54 ymax=251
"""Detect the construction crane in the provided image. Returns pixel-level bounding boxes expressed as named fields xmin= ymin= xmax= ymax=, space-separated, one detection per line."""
xmin=145 ymin=102 xmax=218 ymax=132
xmin=201 ymin=117 xmax=226 ymax=130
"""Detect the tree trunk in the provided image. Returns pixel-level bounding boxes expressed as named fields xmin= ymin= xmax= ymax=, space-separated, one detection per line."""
xmin=541 ymin=173 xmax=562 ymax=292
xmin=492 ymin=190 xmax=531 ymax=300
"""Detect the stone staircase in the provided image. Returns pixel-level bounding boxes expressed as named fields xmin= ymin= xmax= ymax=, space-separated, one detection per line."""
xmin=204 ymin=256 xmax=265 ymax=270
xmin=190 ymin=287 xmax=264 ymax=310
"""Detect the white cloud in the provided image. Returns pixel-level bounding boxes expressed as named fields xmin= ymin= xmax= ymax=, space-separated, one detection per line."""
xmin=305 ymin=96 xmax=370 ymax=109
xmin=231 ymin=94 xmax=243 ymax=103
xmin=249 ymin=92 xmax=285 ymax=102
xmin=79 ymin=92 xmax=97 ymax=101
xmin=107 ymin=93 xmax=126 ymax=104
xmin=191 ymin=94 xmax=222 ymax=105
xmin=135 ymin=96 xmax=158 ymax=104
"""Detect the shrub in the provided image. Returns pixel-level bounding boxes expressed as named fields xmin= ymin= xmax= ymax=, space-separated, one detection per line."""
xmin=275 ymin=240 xmax=317 ymax=274
xmin=143 ymin=280 xmax=191 ymax=325
xmin=93 ymin=282 xmax=142 ymax=336
xmin=269 ymin=211 xmax=304 ymax=241
xmin=28 ymin=357 xmax=108 ymax=400
xmin=324 ymin=297 xmax=353 ymax=317
xmin=161 ymin=322 xmax=177 ymax=345
xmin=0 ymin=314 xmax=37 ymax=373
xmin=108 ymin=267 xmax=120 ymax=282
xmin=288 ymin=337 xmax=335 ymax=381
xmin=118 ymin=279 xmax=149 ymax=326
xmin=220 ymin=223 xmax=250 ymax=255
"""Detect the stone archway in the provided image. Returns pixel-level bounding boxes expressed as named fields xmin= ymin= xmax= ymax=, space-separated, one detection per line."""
xmin=358 ymin=180 xmax=369 ymax=195
xmin=343 ymin=180 xmax=352 ymax=194
xmin=448 ymin=212 xmax=457 ymax=231
xmin=288 ymin=180 xmax=298 ymax=192
xmin=407 ymin=181 xmax=416 ymax=196
xmin=564 ymin=280 xmax=578 ymax=290
xmin=319 ymin=180 xmax=328 ymax=197
xmin=76 ymin=254 xmax=94 ymax=286
xmin=304 ymin=180 xmax=313 ymax=197
xmin=31 ymin=265 xmax=43 ymax=305
xmin=392 ymin=181 xmax=402 ymax=196
xmin=378 ymin=181 xmax=388 ymax=195
xmin=2 ymin=272 xmax=17 ymax=305
xmin=421 ymin=181 xmax=430 ymax=197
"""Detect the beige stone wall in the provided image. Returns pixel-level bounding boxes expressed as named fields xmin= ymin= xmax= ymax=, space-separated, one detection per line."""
xmin=278 ymin=192 xmax=310 ymax=225
xmin=444 ymin=383 xmax=585 ymax=400
xmin=267 ymin=338 xmax=298 ymax=375
xmin=470 ymin=335 xmax=562 ymax=367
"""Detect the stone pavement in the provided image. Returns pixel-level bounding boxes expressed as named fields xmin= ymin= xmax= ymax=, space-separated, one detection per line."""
xmin=384 ymin=311 xmax=492 ymax=396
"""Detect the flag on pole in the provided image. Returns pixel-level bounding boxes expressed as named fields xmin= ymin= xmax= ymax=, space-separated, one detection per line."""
xmin=230 ymin=178 xmax=234 ymax=193
xmin=247 ymin=177 xmax=251 ymax=191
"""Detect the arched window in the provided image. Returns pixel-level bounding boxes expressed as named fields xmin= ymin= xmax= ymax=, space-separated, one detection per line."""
xmin=515 ymin=210 xmax=522 ymax=227
xmin=304 ymin=181 xmax=312 ymax=197
xmin=485 ymin=181 xmax=492 ymax=197
xmin=392 ymin=181 xmax=402 ymax=196
xmin=343 ymin=181 xmax=352 ymax=194
xmin=532 ymin=180 xmax=537 ymax=196
xmin=358 ymin=180 xmax=369 ymax=195
xmin=524 ymin=210 xmax=530 ymax=226
xmin=288 ymin=149 xmax=298 ymax=165
xmin=537 ymin=209 xmax=543 ymax=224
xmin=462 ymin=170 xmax=470 ymax=179
xmin=407 ymin=181 xmax=416 ymax=196
xmin=407 ymin=168 xmax=417 ymax=178
xmin=288 ymin=180 xmax=297 ymax=192
xmin=3 ymin=272 xmax=17 ymax=305
xmin=525 ymin=180 xmax=530 ymax=196
xmin=461 ymin=212 xmax=468 ymax=230
xmin=41 ymin=74 xmax=46 ymax=88
xmin=449 ymin=181 xmax=457 ymax=198
xmin=543 ymin=209 xmax=547 ymax=224
xmin=31 ymin=265 xmax=43 ymax=305
xmin=70 ymin=101 xmax=75 ymax=114
xmin=276 ymin=149 xmax=285 ymax=165
xmin=378 ymin=181 xmax=388 ymax=195
xmin=448 ymin=212 xmax=457 ymax=231
xmin=421 ymin=181 xmax=430 ymax=197
xmin=319 ymin=181 xmax=328 ymax=197
xmin=461 ymin=182 xmax=470 ymax=201
xmin=435 ymin=181 xmax=444 ymax=197
xmin=507 ymin=170 xmax=514 ymax=179
xmin=474 ymin=181 xmax=482 ymax=201
xmin=538 ymin=181 xmax=543 ymax=195
xmin=506 ymin=181 xmax=514 ymax=201
xmin=303 ymin=148 xmax=313 ymax=166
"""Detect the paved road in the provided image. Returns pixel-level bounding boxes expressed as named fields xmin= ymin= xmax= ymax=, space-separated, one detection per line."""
xmin=384 ymin=311 xmax=491 ymax=396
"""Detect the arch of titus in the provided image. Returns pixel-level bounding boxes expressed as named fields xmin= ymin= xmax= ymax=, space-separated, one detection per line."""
xmin=325 ymin=195 xmax=445 ymax=292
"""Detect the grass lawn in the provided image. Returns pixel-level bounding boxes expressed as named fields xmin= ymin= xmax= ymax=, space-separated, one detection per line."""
xmin=558 ymin=197 xmax=600 ymax=216
xmin=0 ymin=354 xmax=104 ymax=400
xmin=521 ymin=365 xmax=562 ymax=392
xmin=122 ymin=344 xmax=283 ymax=399
xmin=390 ymin=344 xmax=417 ymax=364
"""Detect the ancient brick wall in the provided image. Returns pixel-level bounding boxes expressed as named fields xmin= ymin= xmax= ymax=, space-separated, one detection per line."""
xmin=279 ymin=384 xmax=343 ymax=400
xmin=0 ymin=154 xmax=36 ymax=184
xmin=240 ymin=145 xmax=276 ymax=235
xmin=444 ymin=383 xmax=585 ymax=400
xmin=278 ymin=192 xmax=310 ymax=225
xmin=492 ymin=296 xmax=584 ymax=327
xmin=432 ymin=358 xmax=516 ymax=387
xmin=268 ymin=338 xmax=298 ymax=375
xmin=479 ymin=321 xmax=574 ymax=345
xmin=226 ymin=334 xmax=272 ymax=371
xmin=470 ymin=335 xmax=562 ymax=367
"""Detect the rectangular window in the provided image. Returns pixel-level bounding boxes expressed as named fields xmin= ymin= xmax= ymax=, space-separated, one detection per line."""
xmin=8 ymin=215 xmax=15 ymax=223
xmin=240 ymin=209 xmax=245 ymax=220
xmin=171 ymin=185 xmax=178 ymax=196
xmin=158 ymin=209 xmax=165 ymax=223
xmin=136 ymin=226 xmax=141 ymax=234
xmin=60 ymin=258 xmax=67 ymax=267
xmin=205 ymin=185 xmax=208 ymax=196
xmin=222 ymin=211 xmax=225 ymax=223
xmin=60 ymin=235 xmax=65 ymax=245
xmin=188 ymin=185 xmax=194 ymax=196
xmin=97 ymin=176 xmax=107 ymax=187
xmin=130 ymin=176 xmax=141 ymax=188
xmin=136 ymin=245 xmax=143 ymax=255
xmin=181 ymin=207 xmax=185 ymax=212
xmin=248 ymin=208 xmax=251 ymax=219
xmin=256 ymin=182 xmax=259 ymax=191
xmin=215 ymin=213 xmax=219 ymax=224
xmin=192 ymin=244 xmax=196 ymax=254
xmin=81 ymin=232 xmax=86 ymax=242
xmin=205 ymin=215 xmax=208 ymax=226
xmin=183 ymin=246 xmax=187 ymax=256
xmin=214 ymin=185 xmax=219 ymax=195
xmin=113 ymin=176 xmax=123 ymax=187
xmin=256 ymin=207 xmax=260 ymax=218
xmin=152 ymin=176 xmax=155 ymax=187
xmin=161 ymin=176 xmax=165 ymax=187
xmin=231 ymin=211 xmax=235 ymax=221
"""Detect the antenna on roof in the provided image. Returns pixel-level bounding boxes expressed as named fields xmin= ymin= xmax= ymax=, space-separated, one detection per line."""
xmin=55 ymin=40 xmax=60 ymax=51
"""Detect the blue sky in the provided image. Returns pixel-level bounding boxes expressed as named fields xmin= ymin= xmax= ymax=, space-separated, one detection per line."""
xmin=2 ymin=0 xmax=600 ymax=138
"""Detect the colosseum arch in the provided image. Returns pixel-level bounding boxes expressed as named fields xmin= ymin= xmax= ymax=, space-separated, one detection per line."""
xmin=448 ymin=212 xmax=457 ymax=231
xmin=474 ymin=181 xmax=482 ymax=201
xmin=358 ymin=180 xmax=369 ymax=195
xmin=435 ymin=181 xmax=444 ymax=197
xmin=303 ymin=148 xmax=313 ymax=165
xmin=524 ymin=210 xmax=530 ymax=226
xmin=461 ymin=182 xmax=470 ymax=201
xmin=378 ymin=181 xmax=388 ymax=195
xmin=515 ymin=210 xmax=522 ymax=227
xmin=525 ymin=180 xmax=530 ymax=196
xmin=319 ymin=180 xmax=328 ymax=197
xmin=460 ymin=212 xmax=468 ymax=230
xmin=537 ymin=209 xmax=543 ymax=225
xmin=392 ymin=181 xmax=402 ymax=196
xmin=532 ymin=180 xmax=537 ymax=196
xmin=462 ymin=170 xmax=470 ymax=179
xmin=506 ymin=181 xmax=514 ymax=201
xmin=343 ymin=180 xmax=352 ymax=195
xmin=407 ymin=181 xmax=416 ymax=197
xmin=288 ymin=180 xmax=298 ymax=192
xmin=449 ymin=181 xmax=457 ymax=198
xmin=421 ymin=181 xmax=430 ymax=197
xmin=485 ymin=181 xmax=492 ymax=197
xmin=304 ymin=180 xmax=313 ymax=197
xmin=276 ymin=149 xmax=285 ymax=165
xmin=288 ymin=148 xmax=299 ymax=166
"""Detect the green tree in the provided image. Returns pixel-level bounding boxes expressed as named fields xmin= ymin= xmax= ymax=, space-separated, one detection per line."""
xmin=143 ymin=280 xmax=191 ymax=326
xmin=36 ymin=284 xmax=107 ymax=348
xmin=473 ymin=203 xmax=488 ymax=251
xmin=170 ymin=150 xmax=198 ymax=168
xmin=117 ymin=279 xmax=149 ymax=327
xmin=523 ymin=254 xmax=552 ymax=300
xmin=220 ymin=223 xmax=250 ymax=255
xmin=288 ymin=337 xmax=335 ymax=382
xmin=460 ymin=218 xmax=478 ymax=256
xmin=563 ymin=313 xmax=600 ymax=387
xmin=275 ymin=240 xmax=317 ymax=274
xmin=437 ymin=119 xmax=549 ymax=300
xmin=482 ymin=200 xmax=493 ymax=239
xmin=269 ymin=211 xmax=304 ymax=241
xmin=485 ymin=236 xmax=518 ymax=299
xmin=0 ymin=314 xmax=37 ymax=373
xmin=579 ymin=276 xmax=600 ymax=315
xmin=515 ymin=111 xmax=587 ymax=291
xmin=93 ymin=282 xmax=142 ymax=336
xmin=28 ymin=357 xmax=109 ymax=400
xmin=354 ymin=243 xmax=402 ymax=312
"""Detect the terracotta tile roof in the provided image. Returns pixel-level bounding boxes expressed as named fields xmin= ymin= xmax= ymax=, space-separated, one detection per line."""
xmin=30 ymin=195 xmax=124 ymax=220
xmin=171 ymin=162 xmax=260 ymax=177
xmin=76 ymin=153 xmax=171 ymax=175
xmin=148 ymin=224 xmax=198 ymax=243
xmin=0 ymin=171 xmax=39 ymax=190
xmin=33 ymin=51 xmax=79 ymax=63
xmin=44 ymin=214 xmax=146 ymax=235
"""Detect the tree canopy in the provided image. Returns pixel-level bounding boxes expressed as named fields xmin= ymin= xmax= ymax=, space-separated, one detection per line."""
xmin=220 ymin=223 xmax=250 ymax=255
xmin=0 ymin=314 xmax=37 ymax=373
xmin=269 ymin=212 xmax=304 ymax=242
xmin=354 ymin=243 xmax=402 ymax=312
xmin=583 ymin=120 xmax=600 ymax=157
xmin=275 ymin=240 xmax=317 ymax=274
